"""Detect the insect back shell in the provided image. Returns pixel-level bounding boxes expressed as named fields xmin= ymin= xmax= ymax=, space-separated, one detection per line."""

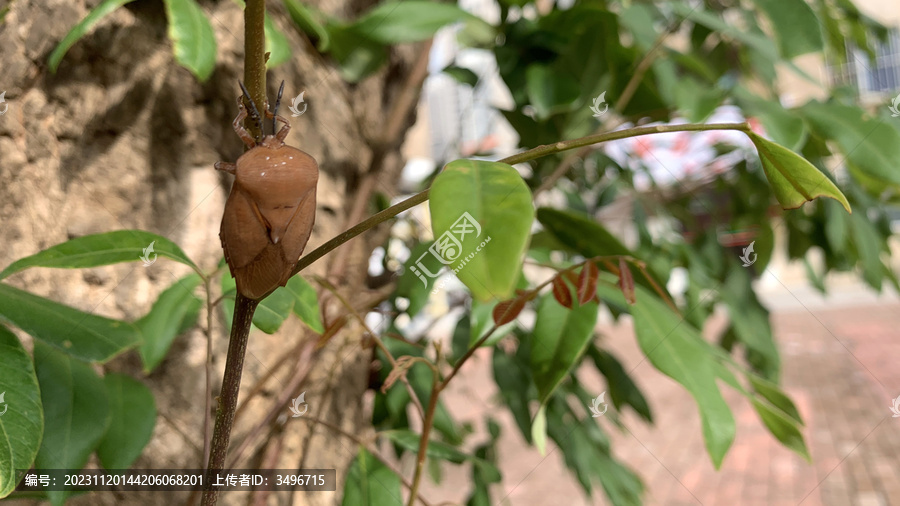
xmin=220 ymin=142 xmax=318 ymax=300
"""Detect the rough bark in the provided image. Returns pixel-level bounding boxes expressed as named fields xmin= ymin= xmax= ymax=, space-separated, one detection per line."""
xmin=0 ymin=0 xmax=418 ymax=504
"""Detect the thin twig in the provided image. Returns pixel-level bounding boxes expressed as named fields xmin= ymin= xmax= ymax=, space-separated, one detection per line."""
xmin=289 ymin=122 xmax=750 ymax=282
xmin=201 ymin=294 xmax=259 ymax=506
xmin=439 ymin=325 xmax=499 ymax=389
xmin=406 ymin=377 xmax=440 ymax=506
xmin=226 ymin=339 xmax=316 ymax=468
xmin=202 ymin=278 xmax=215 ymax=469
xmin=314 ymin=276 xmax=427 ymax=420
xmin=231 ymin=287 xmax=391 ymax=422
xmin=293 ymin=417 xmax=434 ymax=506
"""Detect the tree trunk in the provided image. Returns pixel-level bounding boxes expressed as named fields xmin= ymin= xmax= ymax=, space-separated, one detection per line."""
xmin=0 ymin=1 xmax=418 ymax=504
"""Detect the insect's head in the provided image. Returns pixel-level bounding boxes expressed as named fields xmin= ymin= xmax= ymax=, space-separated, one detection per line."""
xmin=239 ymin=80 xmax=287 ymax=145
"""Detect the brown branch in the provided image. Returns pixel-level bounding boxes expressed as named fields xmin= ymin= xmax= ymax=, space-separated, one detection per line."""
xmin=226 ymin=339 xmax=317 ymax=468
xmin=201 ymin=293 xmax=259 ymax=506
xmin=242 ymin=0 xmax=267 ymax=141
xmin=200 ymin=1 xmax=267 ymax=504
xmin=406 ymin=377 xmax=440 ymax=506
xmin=201 ymin=278 xmax=215 ymax=469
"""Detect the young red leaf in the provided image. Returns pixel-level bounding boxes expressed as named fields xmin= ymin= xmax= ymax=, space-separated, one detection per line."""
xmin=576 ymin=262 xmax=599 ymax=306
xmin=618 ymin=258 xmax=636 ymax=305
xmin=492 ymin=297 xmax=526 ymax=325
xmin=551 ymin=275 xmax=574 ymax=309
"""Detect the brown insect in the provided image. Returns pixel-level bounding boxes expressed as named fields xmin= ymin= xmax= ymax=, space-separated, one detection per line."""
xmin=216 ymin=82 xmax=318 ymax=300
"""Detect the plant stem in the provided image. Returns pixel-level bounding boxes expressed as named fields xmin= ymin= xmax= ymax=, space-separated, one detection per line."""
xmin=289 ymin=122 xmax=750 ymax=277
xmin=201 ymin=1 xmax=267 ymax=504
xmin=500 ymin=122 xmax=750 ymax=166
xmin=243 ymin=0 xmax=267 ymax=141
xmin=289 ymin=189 xmax=430 ymax=277
xmin=406 ymin=379 xmax=440 ymax=506
xmin=201 ymin=294 xmax=259 ymax=505
xmin=202 ymin=278 xmax=215 ymax=469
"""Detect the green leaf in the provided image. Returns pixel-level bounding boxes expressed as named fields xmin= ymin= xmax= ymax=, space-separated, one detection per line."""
xmin=536 ymin=208 xmax=630 ymax=257
xmin=383 ymin=429 xmax=468 ymax=463
xmin=530 ymin=405 xmax=548 ymax=455
xmin=751 ymin=398 xmax=810 ymax=461
xmin=265 ymin=15 xmax=292 ymax=68
xmin=326 ymin=24 xmax=388 ymax=82
xmin=428 ymin=160 xmax=534 ymax=301
xmin=804 ymin=257 xmax=827 ymax=293
xmin=530 ymin=293 xmax=599 ymax=405
xmin=252 ymin=284 xmax=296 ymax=334
xmin=469 ymin=299 xmax=515 ymax=347
xmin=341 ymin=447 xmax=402 ymax=506
xmin=283 ymin=0 xmax=331 ymax=49
xmin=351 ymin=1 xmax=491 ymax=44
xmin=162 ymin=0 xmax=217 ymax=81
xmin=395 ymin=241 xmax=441 ymax=317
xmin=526 ymin=64 xmax=580 ymax=120
xmin=457 ymin=16 xmax=497 ymax=48
xmin=544 ymin=396 xmax=643 ymax=505
xmin=443 ymin=65 xmax=479 ymax=87
xmin=221 ymin=273 xmax=321 ymax=334
xmin=596 ymin=277 xmax=736 ymax=468
xmin=492 ymin=346 xmax=534 ymax=441
xmin=0 ymin=230 xmax=200 ymax=280
xmin=748 ymin=132 xmax=851 ymax=213
xmin=97 ymin=374 xmax=156 ymax=470
xmin=733 ymin=87 xmax=807 ymax=151
xmin=620 ymin=4 xmax=659 ymax=48
xmin=748 ymin=0 xmax=823 ymax=58
xmin=0 ymin=283 xmax=140 ymax=363
xmin=801 ymin=102 xmax=900 ymax=185
xmin=0 ymin=325 xmax=43 ymax=498
xmin=48 ymin=0 xmax=137 ymax=72
xmin=137 ymin=274 xmax=202 ymax=373
xmin=720 ymin=268 xmax=779 ymax=380
xmin=848 ymin=211 xmax=885 ymax=289
xmin=674 ymin=76 xmax=721 ymax=122
xmin=286 ymin=276 xmax=323 ymax=333
xmin=34 ymin=342 xmax=110 ymax=504
xmin=588 ymin=347 xmax=652 ymax=422
xmin=671 ymin=2 xmax=779 ymax=62
xmin=748 ymin=374 xmax=803 ymax=425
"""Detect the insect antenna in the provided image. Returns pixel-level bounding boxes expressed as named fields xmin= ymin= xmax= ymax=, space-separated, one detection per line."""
xmin=272 ymin=81 xmax=285 ymax=136
xmin=238 ymin=81 xmax=265 ymax=143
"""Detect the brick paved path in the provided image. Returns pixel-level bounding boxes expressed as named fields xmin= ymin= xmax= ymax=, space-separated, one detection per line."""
xmin=427 ymin=290 xmax=900 ymax=506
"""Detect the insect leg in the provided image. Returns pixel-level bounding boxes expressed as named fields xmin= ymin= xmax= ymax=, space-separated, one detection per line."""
xmin=272 ymin=81 xmax=285 ymax=136
xmin=238 ymin=81 xmax=265 ymax=143
xmin=231 ymin=96 xmax=256 ymax=148
xmin=215 ymin=161 xmax=237 ymax=174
